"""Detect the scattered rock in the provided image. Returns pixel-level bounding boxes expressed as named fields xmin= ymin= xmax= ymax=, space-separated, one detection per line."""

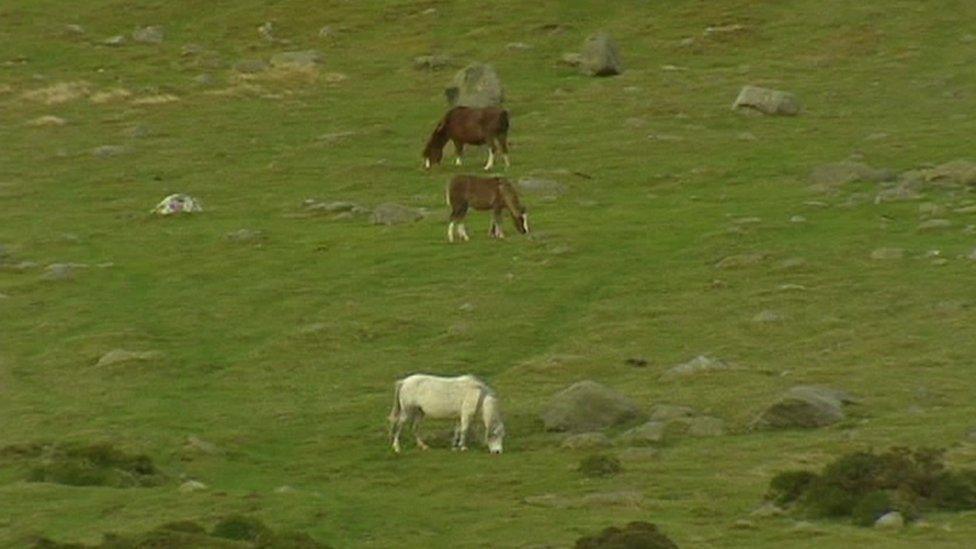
xmin=578 ymin=32 xmax=623 ymax=76
xmin=731 ymin=519 xmax=756 ymax=530
xmin=132 ymin=26 xmax=164 ymax=44
xmin=922 ymin=160 xmax=976 ymax=187
xmin=26 ymin=115 xmax=67 ymax=127
xmin=790 ymin=215 xmax=806 ymax=223
xmin=732 ymin=85 xmax=800 ymax=116
xmin=370 ymin=203 xmax=424 ymax=225
xmin=506 ymin=42 xmax=532 ymax=51
xmin=559 ymin=52 xmax=583 ymax=67
xmin=561 ymin=432 xmax=613 ymax=450
xmin=90 ymin=88 xmax=132 ymax=104
xmin=618 ymin=421 xmax=665 ymax=446
xmin=65 ymin=24 xmax=85 ymax=35
xmin=225 ymin=229 xmax=265 ymax=242
xmin=516 ymin=177 xmax=567 ymax=197
xmin=579 ymin=491 xmax=644 ymax=508
xmin=917 ymin=219 xmax=952 ymax=231
xmin=131 ymin=94 xmax=178 ymax=105
xmin=751 ymin=385 xmax=855 ymax=430
xmin=234 ymin=59 xmax=269 ymax=73
xmin=809 ymin=161 xmax=894 ymax=186
xmin=704 ymin=24 xmax=747 ymax=36
xmin=41 ymin=263 xmax=82 ymax=281
xmin=752 ymin=310 xmax=782 ymax=324
xmin=649 ymin=405 xmax=696 ymax=422
xmin=445 ymin=62 xmax=504 ymax=108
xmin=92 ymin=145 xmax=129 ymax=158
xmin=687 ymin=416 xmax=726 ymax=437
xmin=270 ymin=50 xmax=323 ymax=69
xmin=413 ymin=54 xmax=452 ymax=71
xmin=183 ymin=435 xmax=221 ymax=456
xmin=103 ymin=35 xmax=126 ymax=46
xmin=540 ymin=380 xmax=642 ymax=432
xmin=625 ymin=357 xmax=648 ymax=367
xmin=874 ymin=511 xmax=904 ymax=529
xmin=777 ymin=257 xmax=807 ymax=271
xmin=871 ymin=247 xmax=904 ymax=260
xmin=152 ymin=194 xmax=202 ymax=215
xmin=318 ymin=26 xmax=334 ymax=38
xmin=193 ymin=73 xmax=216 ymax=86
xmin=179 ymin=480 xmax=208 ymax=493
xmin=21 ymin=81 xmax=90 ymax=105
xmin=737 ymin=132 xmax=758 ymax=141
xmin=715 ymin=252 xmax=765 ymax=269
xmin=96 ymin=349 xmax=163 ymax=367
xmin=258 ymin=21 xmax=277 ymax=42
xmin=274 ymin=485 xmax=296 ymax=494
xmin=661 ymin=355 xmax=729 ymax=380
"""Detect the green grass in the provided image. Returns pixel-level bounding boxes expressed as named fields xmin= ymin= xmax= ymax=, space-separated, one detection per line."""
xmin=2 ymin=0 xmax=976 ymax=546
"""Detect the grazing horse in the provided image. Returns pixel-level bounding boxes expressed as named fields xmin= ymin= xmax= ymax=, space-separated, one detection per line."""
xmin=388 ymin=373 xmax=505 ymax=454
xmin=446 ymin=175 xmax=529 ymax=242
xmin=422 ymin=106 xmax=510 ymax=171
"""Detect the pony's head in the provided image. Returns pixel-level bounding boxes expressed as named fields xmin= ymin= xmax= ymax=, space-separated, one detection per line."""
xmin=422 ymin=119 xmax=449 ymax=169
xmin=483 ymin=394 xmax=505 ymax=454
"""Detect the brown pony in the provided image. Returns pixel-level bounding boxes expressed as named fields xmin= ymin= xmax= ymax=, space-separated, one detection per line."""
xmin=423 ymin=106 xmax=510 ymax=171
xmin=445 ymin=175 xmax=528 ymax=242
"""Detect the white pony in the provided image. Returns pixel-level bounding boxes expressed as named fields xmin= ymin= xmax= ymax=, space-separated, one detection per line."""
xmin=388 ymin=374 xmax=505 ymax=454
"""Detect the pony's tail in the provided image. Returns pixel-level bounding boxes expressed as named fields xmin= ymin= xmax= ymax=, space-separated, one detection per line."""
xmin=388 ymin=380 xmax=403 ymax=436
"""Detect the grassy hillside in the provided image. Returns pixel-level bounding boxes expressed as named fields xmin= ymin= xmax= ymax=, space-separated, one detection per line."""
xmin=2 ymin=0 xmax=976 ymax=546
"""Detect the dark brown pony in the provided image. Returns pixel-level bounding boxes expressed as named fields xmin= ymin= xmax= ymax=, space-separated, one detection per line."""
xmin=423 ymin=107 xmax=510 ymax=171
xmin=445 ymin=175 xmax=528 ymax=242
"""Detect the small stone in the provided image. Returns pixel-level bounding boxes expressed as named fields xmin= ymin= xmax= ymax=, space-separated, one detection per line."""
xmin=506 ymin=42 xmax=531 ymax=51
xmin=737 ymin=132 xmax=758 ymax=141
xmin=270 ymin=50 xmax=323 ymax=68
xmin=225 ymin=229 xmax=264 ymax=242
xmin=932 ymin=258 xmax=949 ymax=266
xmin=65 ymin=24 xmax=85 ymax=35
xmin=662 ymin=355 xmax=729 ymax=379
xmin=234 ymin=59 xmax=269 ymax=73
xmin=103 ymin=35 xmax=126 ymax=46
xmin=96 ymin=349 xmax=163 ymax=367
xmin=790 ymin=215 xmax=806 ymax=223
xmin=179 ymin=480 xmax=208 ymax=493
xmin=153 ymin=194 xmax=202 ymax=215
xmin=776 ymin=258 xmax=806 ymax=271
xmin=458 ymin=302 xmax=475 ymax=312
xmin=618 ymin=421 xmax=665 ymax=446
xmin=732 ymin=85 xmax=800 ymax=116
xmin=184 ymin=435 xmax=221 ymax=455
xmin=560 ymin=432 xmax=613 ymax=450
xmin=778 ymin=284 xmax=807 ymax=292
xmin=318 ymin=26 xmax=334 ymax=38
xmin=132 ymin=26 xmax=164 ymax=44
xmin=193 ymin=74 xmax=216 ymax=86
xmin=41 ymin=263 xmax=77 ymax=281
xmin=26 ymin=115 xmax=67 ymax=127
xmin=715 ymin=253 xmax=765 ymax=269
xmin=516 ymin=177 xmax=567 ymax=197
xmin=625 ymin=357 xmax=648 ymax=367
xmin=865 ymin=132 xmax=889 ymax=141
xmin=369 ymin=203 xmax=424 ymax=225
xmin=274 ymin=485 xmax=296 ymax=494
xmin=917 ymin=219 xmax=952 ymax=231
xmin=258 ymin=22 xmax=276 ymax=42
xmin=413 ymin=54 xmax=452 ymax=71
xmin=649 ymin=405 xmax=695 ymax=422
xmin=871 ymin=247 xmax=904 ymax=260
xmin=92 ymin=145 xmax=128 ymax=158
xmin=875 ymin=511 xmax=904 ymax=529
xmin=731 ymin=519 xmax=756 ymax=530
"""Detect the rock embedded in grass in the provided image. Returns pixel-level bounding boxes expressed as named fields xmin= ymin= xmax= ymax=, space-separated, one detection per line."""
xmin=870 ymin=247 xmax=904 ymax=260
xmin=516 ymin=177 xmax=567 ymax=198
xmin=413 ymin=54 xmax=452 ymax=71
xmin=874 ymin=511 xmax=904 ymax=529
xmin=732 ymin=85 xmax=800 ymax=116
xmin=578 ymin=32 xmax=623 ymax=76
xmin=917 ymin=218 xmax=952 ymax=231
xmin=540 ymin=380 xmax=642 ymax=432
xmin=809 ymin=161 xmax=894 ymax=187
xmin=444 ymin=62 xmax=504 ymax=108
xmin=618 ymin=421 xmax=665 ymax=446
xmin=750 ymin=385 xmax=855 ymax=430
xmin=715 ymin=252 xmax=766 ymax=269
xmin=132 ymin=26 xmax=164 ymax=44
xmin=369 ymin=203 xmax=424 ymax=225
xmin=561 ymin=432 xmax=613 ymax=450
xmin=96 ymin=349 xmax=163 ymax=367
xmin=270 ymin=49 xmax=323 ymax=69
xmin=660 ymin=355 xmax=729 ymax=379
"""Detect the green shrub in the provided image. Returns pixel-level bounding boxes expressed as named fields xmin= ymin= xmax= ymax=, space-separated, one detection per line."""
xmin=851 ymin=491 xmax=893 ymax=526
xmin=575 ymin=521 xmax=678 ymax=549
xmin=211 ymin=514 xmax=273 ymax=542
xmin=768 ymin=470 xmax=818 ymax=505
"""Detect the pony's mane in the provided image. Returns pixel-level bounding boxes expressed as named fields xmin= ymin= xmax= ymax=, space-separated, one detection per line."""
xmin=423 ymin=114 xmax=451 ymax=156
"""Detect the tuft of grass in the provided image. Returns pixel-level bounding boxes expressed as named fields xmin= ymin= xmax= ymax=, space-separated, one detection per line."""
xmin=575 ymin=521 xmax=678 ymax=549
xmin=578 ymin=454 xmax=622 ymax=478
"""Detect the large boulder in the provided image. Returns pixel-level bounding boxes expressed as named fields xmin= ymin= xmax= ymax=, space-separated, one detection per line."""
xmin=578 ymin=33 xmax=623 ymax=76
xmin=750 ymin=385 xmax=856 ymax=430
xmin=541 ymin=380 xmax=641 ymax=432
xmin=444 ymin=63 xmax=504 ymax=108
xmin=732 ymin=85 xmax=800 ymax=116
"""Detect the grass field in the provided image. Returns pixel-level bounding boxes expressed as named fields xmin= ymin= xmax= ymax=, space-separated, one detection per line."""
xmin=2 ymin=1 xmax=976 ymax=546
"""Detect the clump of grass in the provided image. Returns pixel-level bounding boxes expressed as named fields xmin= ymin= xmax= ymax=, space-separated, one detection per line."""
xmin=211 ymin=515 xmax=274 ymax=542
xmin=578 ymin=454 xmax=622 ymax=478
xmin=766 ymin=447 xmax=976 ymax=526
xmin=25 ymin=442 xmax=165 ymax=488
xmin=575 ymin=521 xmax=678 ymax=549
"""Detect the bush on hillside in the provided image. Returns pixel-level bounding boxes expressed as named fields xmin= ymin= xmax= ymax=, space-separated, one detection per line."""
xmin=575 ymin=521 xmax=678 ymax=548
xmin=766 ymin=447 xmax=976 ymax=526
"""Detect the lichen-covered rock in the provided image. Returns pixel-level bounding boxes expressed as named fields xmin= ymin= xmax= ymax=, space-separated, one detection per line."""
xmin=733 ymin=85 xmax=800 ymax=116
xmin=541 ymin=380 xmax=642 ymax=432
xmin=444 ymin=63 xmax=504 ymax=108
xmin=578 ymin=33 xmax=622 ymax=76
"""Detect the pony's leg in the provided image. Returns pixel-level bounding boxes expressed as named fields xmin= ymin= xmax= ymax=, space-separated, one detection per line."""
xmin=454 ymin=141 xmax=464 ymax=166
xmin=458 ymin=223 xmax=469 ymax=241
xmin=484 ymin=147 xmax=495 ymax=171
xmin=412 ymin=413 xmax=430 ymax=450
xmin=498 ymin=136 xmax=511 ymax=167
xmin=490 ymin=210 xmax=505 ymax=238
xmin=447 ymin=221 xmax=455 ymax=243
xmin=457 ymin=414 xmax=471 ymax=451
xmin=391 ymin=415 xmax=407 ymax=453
